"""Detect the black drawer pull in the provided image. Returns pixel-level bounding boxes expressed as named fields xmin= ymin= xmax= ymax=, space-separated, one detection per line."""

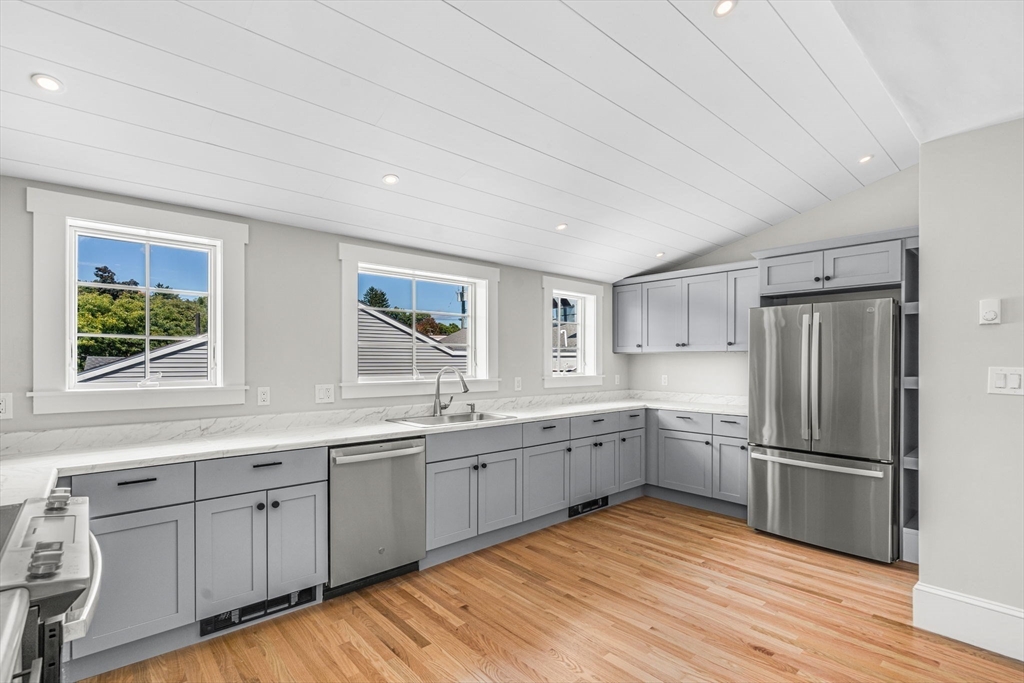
xmin=592 ymin=418 xmax=605 ymax=423
xmin=542 ymin=425 xmax=558 ymax=430
xmin=720 ymin=420 xmax=739 ymax=424
xmin=117 ymin=477 xmax=157 ymax=487
xmin=252 ymin=461 xmax=283 ymax=469
xmin=628 ymin=414 xmax=640 ymax=418
xmin=677 ymin=416 xmax=693 ymax=420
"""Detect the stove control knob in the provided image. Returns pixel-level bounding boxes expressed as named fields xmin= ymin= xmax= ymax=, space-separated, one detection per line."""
xmin=31 ymin=550 xmax=64 ymax=564
xmin=27 ymin=560 xmax=62 ymax=578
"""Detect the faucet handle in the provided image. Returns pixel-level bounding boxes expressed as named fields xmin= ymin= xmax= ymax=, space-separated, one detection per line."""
xmin=441 ymin=395 xmax=453 ymax=410
xmin=467 ymin=403 xmax=476 ymax=413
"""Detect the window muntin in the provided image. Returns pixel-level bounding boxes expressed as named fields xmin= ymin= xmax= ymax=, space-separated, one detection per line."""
xmin=552 ymin=292 xmax=584 ymax=375
xmin=357 ymin=267 xmax=474 ymax=380
xmin=71 ymin=224 xmax=217 ymax=388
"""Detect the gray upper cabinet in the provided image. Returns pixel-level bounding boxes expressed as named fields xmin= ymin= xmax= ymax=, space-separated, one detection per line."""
xmin=196 ymin=491 xmax=268 ymax=620
xmin=266 ymin=482 xmax=328 ymax=598
xmin=658 ymin=430 xmax=713 ymax=497
xmin=823 ymin=240 xmax=902 ymax=289
xmin=426 ymin=456 xmax=478 ymax=550
xmin=759 ymin=251 xmax=824 ymax=295
xmin=72 ymin=504 xmax=195 ymax=658
xmin=618 ymin=429 xmax=645 ymax=490
xmin=478 ymin=449 xmax=523 ymax=535
xmin=523 ymin=442 xmax=571 ymax=521
xmin=726 ymin=269 xmax=759 ymax=351
xmin=569 ymin=438 xmax=597 ymax=506
xmin=642 ymin=279 xmax=683 ymax=352
xmin=613 ymin=284 xmax=643 ymax=353
xmin=681 ymin=273 xmax=727 ymax=351
xmin=712 ymin=437 xmax=749 ymax=506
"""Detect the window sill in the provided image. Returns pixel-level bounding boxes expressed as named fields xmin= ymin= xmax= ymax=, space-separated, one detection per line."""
xmin=542 ymin=375 xmax=605 ymax=389
xmin=28 ymin=386 xmax=248 ymax=415
xmin=340 ymin=378 xmax=501 ymax=400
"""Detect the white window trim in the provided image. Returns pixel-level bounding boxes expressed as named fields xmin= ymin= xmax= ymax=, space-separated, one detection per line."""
xmin=27 ymin=188 xmax=248 ymax=414
xmin=542 ymin=276 xmax=604 ymax=389
xmin=339 ymin=242 xmax=501 ymax=399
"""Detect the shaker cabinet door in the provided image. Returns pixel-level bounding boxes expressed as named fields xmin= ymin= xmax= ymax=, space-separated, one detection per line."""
xmin=658 ymin=430 xmax=713 ymax=497
xmin=712 ymin=437 xmax=749 ymax=505
xmin=727 ymin=269 xmax=759 ymax=351
xmin=594 ymin=439 xmax=618 ymax=498
xmin=426 ymin=457 xmax=479 ymax=550
xmin=642 ymin=279 xmax=684 ymax=353
xmin=523 ymin=443 xmax=571 ymax=521
xmin=822 ymin=240 xmax=902 ymax=289
xmin=759 ymin=252 xmax=824 ymax=295
xmin=618 ymin=429 xmax=646 ymax=491
xmin=478 ymin=449 xmax=523 ymax=535
xmin=569 ymin=439 xmax=597 ymax=506
xmin=266 ymin=482 xmax=328 ymax=598
xmin=613 ymin=284 xmax=643 ymax=353
xmin=196 ymin=491 xmax=268 ymax=620
xmin=682 ymin=272 xmax=728 ymax=351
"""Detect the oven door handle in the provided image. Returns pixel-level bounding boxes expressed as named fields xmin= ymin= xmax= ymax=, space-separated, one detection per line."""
xmin=63 ymin=532 xmax=102 ymax=642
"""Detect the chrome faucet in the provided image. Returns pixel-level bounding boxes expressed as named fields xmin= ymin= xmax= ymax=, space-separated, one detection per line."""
xmin=432 ymin=366 xmax=470 ymax=417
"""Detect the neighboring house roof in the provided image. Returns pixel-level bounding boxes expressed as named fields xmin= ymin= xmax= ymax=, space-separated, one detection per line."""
xmin=78 ymin=336 xmax=209 ymax=383
xmin=358 ymin=305 xmax=468 ymax=377
xmin=552 ymin=323 xmax=579 ymax=348
xmin=439 ymin=327 xmax=468 ymax=346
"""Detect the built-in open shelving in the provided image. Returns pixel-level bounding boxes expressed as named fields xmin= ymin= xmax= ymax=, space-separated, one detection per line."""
xmin=904 ymin=449 xmax=919 ymax=470
xmin=900 ymin=240 xmax=920 ymax=563
xmin=903 ymin=377 xmax=919 ymax=390
xmin=904 ymin=302 xmax=919 ymax=315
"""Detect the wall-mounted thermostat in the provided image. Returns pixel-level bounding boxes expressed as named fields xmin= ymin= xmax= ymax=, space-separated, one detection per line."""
xmin=979 ymin=299 xmax=1001 ymax=325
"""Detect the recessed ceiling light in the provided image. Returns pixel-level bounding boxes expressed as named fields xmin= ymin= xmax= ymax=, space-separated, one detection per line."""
xmin=382 ymin=174 xmax=400 ymax=185
xmin=859 ymin=155 xmax=874 ymax=164
xmin=31 ymin=73 xmax=64 ymax=92
xmin=656 ymin=252 xmax=666 ymax=258
xmin=713 ymin=0 xmax=737 ymax=17
xmin=555 ymin=223 xmax=568 ymax=231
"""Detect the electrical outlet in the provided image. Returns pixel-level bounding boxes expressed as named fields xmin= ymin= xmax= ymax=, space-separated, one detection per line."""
xmin=661 ymin=375 xmax=668 ymax=386
xmin=615 ymin=374 xmax=620 ymax=385
xmin=257 ymin=387 xmax=271 ymax=406
xmin=315 ymin=384 xmax=335 ymax=404
xmin=514 ymin=377 xmax=522 ymax=391
xmin=0 ymin=393 xmax=11 ymax=420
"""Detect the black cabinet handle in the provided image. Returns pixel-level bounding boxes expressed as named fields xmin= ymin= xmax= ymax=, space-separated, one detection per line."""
xmin=727 ymin=341 xmax=735 ymax=346
xmin=542 ymin=425 xmax=557 ymax=430
xmin=592 ymin=418 xmax=605 ymax=423
xmin=677 ymin=416 xmax=693 ymax=420
xmin=117 ymin=477 xmax=156 ymax=487
xmin=824 ymin=275 xmax=831 ymax=281
xmin=705 ymin=441 xmax=711 ymax=446
xmin=621 ymin=437 xmax=626 ymax=442
xmin=814 ymin=276 xmax=821 ymax=282
xmin=472 ymin=464 xmax=479 ymax=471
xmin=256 ymin=502 xmax=266 ymax=511
xmin=566 ymin=447 xmax=572 ymax=452
xmin=675 ymin=343 xmax=681 ymax=347
xmin=740 ymin=446 xmax=747 ymax=451
xmin=628 ymin=414 xmax=640 ymax=418
xmin=252 ymin=461 xmax=282 ymax=469
xmin=720 ymin=420 xmax=739 ymax=424
xmin=480 ymin=463 xmax=488 ymax=469
xmin=636 ymin=344 xmax=641 ymax=348
xmin=271 ymin=501 xmax=280 ymax=509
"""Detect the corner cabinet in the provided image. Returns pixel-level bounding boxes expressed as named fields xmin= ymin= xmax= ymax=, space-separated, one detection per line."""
xmin=612 ymin=284 xmax=643 ymax=353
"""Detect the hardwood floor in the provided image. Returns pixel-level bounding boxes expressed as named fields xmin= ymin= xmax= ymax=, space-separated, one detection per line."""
xmin=87 ymin=498 xmax=1023 ymax=683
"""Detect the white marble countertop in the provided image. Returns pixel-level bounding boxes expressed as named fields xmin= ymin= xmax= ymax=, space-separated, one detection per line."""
xmin=0 ymin=396 xmax=746 ymax=507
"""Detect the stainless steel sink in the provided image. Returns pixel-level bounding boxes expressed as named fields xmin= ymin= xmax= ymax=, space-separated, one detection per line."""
xmin=387 ymin=412 xmax=513 ymax=427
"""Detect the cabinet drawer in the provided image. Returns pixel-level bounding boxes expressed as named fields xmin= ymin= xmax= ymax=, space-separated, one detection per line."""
xmin=713 ymin=415 xmax=748 ymax=439
xmin=658 ymin=410 xmax=713 ymax=434
xmin=523 ymin=418 xmax=571 ymax=448
xmin=570 ymin=412 xmax=620 ymax=439
xmin=426 ymin=424 xmax=523 ymax=463
xmin=618 ymin=410 xmax=646 ymax=431
xmin=72 ymin=463 xmax=195 ymax=518
xmin=195 ymin=448 xmax=327 ymax=500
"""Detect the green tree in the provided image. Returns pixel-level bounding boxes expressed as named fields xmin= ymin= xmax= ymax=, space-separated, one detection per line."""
xmin=360 ymin=287 xmax=390 ymax=309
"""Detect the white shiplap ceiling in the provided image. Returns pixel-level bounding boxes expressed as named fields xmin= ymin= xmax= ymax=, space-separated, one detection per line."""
xmin=0 ymin=0 xmax=919 ymax=282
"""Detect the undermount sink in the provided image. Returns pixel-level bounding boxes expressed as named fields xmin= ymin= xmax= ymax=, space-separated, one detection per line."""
xmin=388 ymin=412 xmax=513 ymax=427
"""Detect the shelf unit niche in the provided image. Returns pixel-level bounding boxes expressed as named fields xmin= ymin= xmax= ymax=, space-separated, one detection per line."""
xmin=900 ymin=238 xmax=920 ymax=563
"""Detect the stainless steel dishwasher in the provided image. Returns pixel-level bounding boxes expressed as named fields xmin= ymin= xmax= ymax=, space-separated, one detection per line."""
xmin=327 ymin=438 xmax=426 ymax=593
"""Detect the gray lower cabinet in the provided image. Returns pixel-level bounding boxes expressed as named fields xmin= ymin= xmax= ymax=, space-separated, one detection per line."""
xmin=658 ymin=429 xmax=713 ymax=497
xmin=595 ymin=439 xmax=618 ymax=498
xmin=759 ymin=251 xmax=824 ymax=295
xmin=426 ymin=456 xmax=478 ymax=550
xmin=266 ymin=482 xmax=329 ymax=597
xmin=196 ymin=491 xmax=268 ymax=620
xmin=712 ymin=437 xmax=749 ymax=505
xmin=72 ymin=504 xmax=195 ymax=658
xmin=613 ymin=284 xmax=643 ymax=353
xmin=681 ymin=272 xmax=727 ymax=351
xmin=523 ymin=442 xmax=571 ymax=521
xmin=726 ymin=269 xmax=759 ymax=351
xmin=618 ymin=429 xmax=645 ymax=490
xmin=478 ymin=450 xmax=523 ymax=535
xmin=569 ymin=439 xmax=597 ymax=506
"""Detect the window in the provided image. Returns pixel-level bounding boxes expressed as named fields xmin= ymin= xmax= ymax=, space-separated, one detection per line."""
xmin=71 ymin=222 xmax=217 ymax=388
xmin=339 ymin=243 xmax=500 ymax=398
xmin=542 ymin=276 xmax=604 ymax=389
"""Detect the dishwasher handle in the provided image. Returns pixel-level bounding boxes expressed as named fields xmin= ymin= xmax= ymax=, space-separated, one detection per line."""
xmin=333 ymin=444 xmax=425 ymax=466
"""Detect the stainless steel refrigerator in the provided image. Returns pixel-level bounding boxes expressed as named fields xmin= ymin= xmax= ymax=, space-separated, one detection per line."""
xmin=747 ymin=298 xmax=899 ymax=562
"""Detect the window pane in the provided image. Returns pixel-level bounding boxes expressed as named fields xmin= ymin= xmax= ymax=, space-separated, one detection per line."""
xmin=150 ymin=245 xmax=209 ymax=292
xmin=149 ymin=292 xmax=209 ymax=337
xmin=149 ymin=339 xmax=210 ymax=381
xmin=358 ymin=272 xmax=412 ymax=310
xmin=77 ymin=235 xmax=145 ymax=285
xmin=416 ymin=338 xmax=469 ymax=377
xmin=357 ymin=306 xmax=414 ymax=377
xmin=416 ymin=280 xmax=469 ymax=315
xmin=76 ymin=337 xmax=146 ymax=381
xmin=77 ymin=286 xmax=146 ymax=336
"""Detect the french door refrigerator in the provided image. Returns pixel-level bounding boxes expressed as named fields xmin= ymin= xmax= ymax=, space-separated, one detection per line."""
xmin=747 ymin=298 xmax=899 ymax=562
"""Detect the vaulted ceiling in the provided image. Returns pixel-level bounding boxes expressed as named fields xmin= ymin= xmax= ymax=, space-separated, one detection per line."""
xmin=0 ymin=0 xmax=921 ymax=282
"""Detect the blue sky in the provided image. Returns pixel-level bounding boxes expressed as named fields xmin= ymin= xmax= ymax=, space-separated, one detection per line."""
xmin=78 ymin=236 xmax=209 ymax=292
xmin=359 ymin=273 xmax=467 ymax=317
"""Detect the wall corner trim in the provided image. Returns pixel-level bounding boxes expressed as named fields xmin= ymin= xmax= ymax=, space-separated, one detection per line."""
xmin=913 ymin=581 xmax=1024 ymax=660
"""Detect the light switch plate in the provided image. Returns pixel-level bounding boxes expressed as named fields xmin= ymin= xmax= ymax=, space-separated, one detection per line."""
xmin=315 ymin=384 xmax=335 ymax=404
xmin=988 ymin=367 xmax=1023 ymax=395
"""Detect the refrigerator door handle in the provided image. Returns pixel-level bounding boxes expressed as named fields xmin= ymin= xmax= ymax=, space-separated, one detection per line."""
xmin=811 ymin=311 xmax=822 ymax=440
xmin=800 ymin=313 xmax=810 ymax=440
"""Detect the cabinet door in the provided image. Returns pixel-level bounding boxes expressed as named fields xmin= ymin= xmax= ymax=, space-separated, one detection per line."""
xmin=658 ymin=430 xmax=713 ymax=497
xmin=727 ymin=269 xmax=759 ymax=352
xmin=72 ymin=505 xmax=195 ymax=658
xmin=682 ymin=272 xmax=727 ymax=351
xmin=642 ymin=279 xmax=683 ymax=352
xmin=267 ymin=482 xmax=328 ymax=598
xmin=426 ymin=456 xmax=478 ymax=550
xmin=569 ymin=438 xmax=597 ymax=506
xmin=618 ymin=429 xmax=646 ymax=491
xmin=594 ymin=438 xmax=618 ymax=498
xmin=478 ymin=450 xmax=523 ymax=535
xmin=823 ymin=240 xmax=902 ymax=289
xmin=196 ymin=491 xmax=268 ymax=620
xmin=523 ymin=443 xmax=571 ymax=521
xmin=712 ymin=437 xmax=749 ymax=505
xmin=613 ymin=284 xmax=643 ymax=353
xmin=759 ymin=252 xmax=824 ymax=295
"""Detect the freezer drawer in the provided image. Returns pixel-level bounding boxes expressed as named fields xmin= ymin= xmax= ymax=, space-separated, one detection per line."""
xmin=747 ymin=447 xmax=895 ymax=563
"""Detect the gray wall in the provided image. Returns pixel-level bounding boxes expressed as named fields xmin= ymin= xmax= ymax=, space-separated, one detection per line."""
xmin=0 ymin=175 xmax=629 ymax=432
xmin=628 ymin=165 xmax=920 ymax=396
xmin=918 ymin=118 xmax=1024 ymax=609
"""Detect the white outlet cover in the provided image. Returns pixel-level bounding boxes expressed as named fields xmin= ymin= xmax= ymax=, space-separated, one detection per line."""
xmin=315 ymin=384 xmax=335 ymax=404
xmin=988 ymin=367 xmax=1023 ymax=395
xmin=661 ymin=375 xmax=668 ymax=386
xmin=0 ymin=392 xmax=11 ymax=420
xmin=514 ymin=377 xmax=522 ymax=391
xmin=615 ymin=374 xmax=620 ymax=385
xmin=257 ymin=386 xmax=271 ymax=405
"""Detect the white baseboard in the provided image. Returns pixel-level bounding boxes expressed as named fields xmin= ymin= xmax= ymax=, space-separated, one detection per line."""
xmin=914 ymin=582 xmax=1024 ymax=660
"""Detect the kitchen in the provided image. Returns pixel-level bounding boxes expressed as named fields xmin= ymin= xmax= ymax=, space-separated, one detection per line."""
xmin=1 ymin=1 xmax=1022 ymax=682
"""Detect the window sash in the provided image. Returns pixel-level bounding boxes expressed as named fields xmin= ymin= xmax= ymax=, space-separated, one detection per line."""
xmin=552 ymin=292 xmax=585 ymax=376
